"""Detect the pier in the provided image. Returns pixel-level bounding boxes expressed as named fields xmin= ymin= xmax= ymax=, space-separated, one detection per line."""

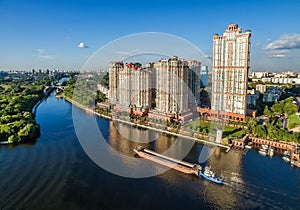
xmin=134 ymin=146 xmax=201 ymax=176
xmin=232 ymin=135 xmax=300 ymax=166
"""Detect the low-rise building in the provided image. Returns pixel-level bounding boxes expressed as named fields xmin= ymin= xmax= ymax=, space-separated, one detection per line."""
xmin=263 ymin=87 xmax=282 ymax=103
xmin=256 ymin=84 xmax=267 ymax=93
xmin=247 ymin=89 xmax=260 ymax=106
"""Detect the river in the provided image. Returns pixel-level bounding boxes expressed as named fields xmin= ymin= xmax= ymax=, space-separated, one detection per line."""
xmin=0 ymin=91 xmax=299 ymax=209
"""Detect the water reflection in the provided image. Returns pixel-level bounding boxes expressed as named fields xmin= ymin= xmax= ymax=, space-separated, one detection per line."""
xmin=107 ymin=121 xmax=246 ymax=209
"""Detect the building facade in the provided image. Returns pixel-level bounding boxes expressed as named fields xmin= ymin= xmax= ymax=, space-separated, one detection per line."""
xmin=187 ymin=60 xmax=201 ymax=106
xmin=211 ymin=24 xmax=251 ymax=122
xmin=151 ymin=56 xmax=194 ymax=122
xmin=109 ymin=56 xmax=200 ymax=122
xmin=109 ymin=62 xmax=153 ymax=116
xmin=263 ymin=87 xmax=282 ymax=103
xmin=109 ymin=62 xmax=123 ymax=104
xmin=256 ymin=84 xmax=267 ymax=93
xmin=200 ymin=65 xmax=209 ymax=88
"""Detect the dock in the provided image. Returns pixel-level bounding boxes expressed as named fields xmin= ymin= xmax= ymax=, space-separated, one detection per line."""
xmin=134 ymin=146 xmax=201 ymax=176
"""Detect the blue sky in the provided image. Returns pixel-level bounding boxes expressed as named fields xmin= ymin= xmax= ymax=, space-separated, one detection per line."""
xmin=0 ymin=0 xmax=299 ymax=72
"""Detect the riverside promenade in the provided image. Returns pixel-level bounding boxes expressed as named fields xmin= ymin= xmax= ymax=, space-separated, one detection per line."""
xmin=61 ymin=95 xmax=231 ymax=152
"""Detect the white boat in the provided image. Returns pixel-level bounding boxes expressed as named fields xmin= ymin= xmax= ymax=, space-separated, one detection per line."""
xmin=259 ymin=149 xmax=267 ymax=156
xmin=282 ymin=156 xmax=290 ymax=162
xmin=245 ymin=142 xmax=253 ymax=149
xmin=269 ymin=147 xmax=274 ymax=157
xmin=283 ymin=150 xmax=290 ymax=156
xmin=262 ymin=144 xmax=269 ymax=150
xmin=245 ymin=145 xmax=252 ymax=149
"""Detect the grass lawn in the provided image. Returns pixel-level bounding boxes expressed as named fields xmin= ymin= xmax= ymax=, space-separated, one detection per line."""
xmin=184 ymin=120 xmax=211 ymax=130
xmin=184 ymin=120 xmax=244 ymax=138
xmin=223 ymin=126 xmax=243 ymax=138
xmin=288 ymin=113 xmax=300 ymax=129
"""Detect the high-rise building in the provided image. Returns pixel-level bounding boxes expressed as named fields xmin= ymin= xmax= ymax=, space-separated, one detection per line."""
xmin=187 ymin=60 xmax=201 ymax=106
xmin=109 ymin=62 xmax=123 ymax=104
xmin=151 ymin=56 xmax=193 ymax=121
xmin=211 ymin=24 xmax=251 ymax=122
xmin=109 ymin=56 xmax=200 ymax=122
xmin=109 ymin=62 xmax=153 ymax=115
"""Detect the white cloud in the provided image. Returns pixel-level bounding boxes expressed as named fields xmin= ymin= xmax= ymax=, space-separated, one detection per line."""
xmin=266 ymin=50 xmax=289 ymax=58
xmin=264 ymin=34 xmax=300 ymax=50
xmin=35 ymin=49 xmax=55 ymax=59
xmin=78 ymin=42 xmax=88 ymax=48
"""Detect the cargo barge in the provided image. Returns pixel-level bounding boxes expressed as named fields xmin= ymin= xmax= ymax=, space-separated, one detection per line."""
xmin=134 ymin=146 xmax=201 ymax=176
xmin=134 ymin=146 xmax=224 ymax=184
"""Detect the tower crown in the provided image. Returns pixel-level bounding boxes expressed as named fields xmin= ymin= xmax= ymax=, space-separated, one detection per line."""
xmin=226 ymin=24 xmax=242 ymax=33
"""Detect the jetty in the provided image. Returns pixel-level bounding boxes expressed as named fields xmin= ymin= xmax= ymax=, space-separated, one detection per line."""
xmin=134 ymin=146 xmax=201 ymax=176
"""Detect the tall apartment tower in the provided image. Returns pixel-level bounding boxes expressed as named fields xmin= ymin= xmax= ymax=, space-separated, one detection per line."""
xmin=212 ymin=24 xmax=251 ymax=122
xmin=109 ymin=62 xmax=123 ymax=104
xmin=109 ymin=62 xmax=153 ymax=113
xmin=187 ymin=60 xmax=201 ymax=106
xmin=150 ymin=56 xmax=193 ymax=122
xmin=154 ymin=56 xmax=189 ymax=113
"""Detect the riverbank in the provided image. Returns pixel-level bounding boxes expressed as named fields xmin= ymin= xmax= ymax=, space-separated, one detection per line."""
xmin=60 ymin=94 xmax=231 ymax=152
xmin=32 ymin=87 xmax=54 ymax=114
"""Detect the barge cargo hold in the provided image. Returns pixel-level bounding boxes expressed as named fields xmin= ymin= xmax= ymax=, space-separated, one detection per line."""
xmin=134 ymin=146 xmax=201 ymax=176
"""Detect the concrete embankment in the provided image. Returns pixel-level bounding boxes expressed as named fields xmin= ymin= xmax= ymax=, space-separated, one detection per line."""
xmin=115 ymin=118 xmax=231 ymax=151
xmin=61 ymin=95 xmax=231 ymax=152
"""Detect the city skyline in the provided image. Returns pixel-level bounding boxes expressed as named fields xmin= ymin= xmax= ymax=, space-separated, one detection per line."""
xmin=0 ymin=0 xmax=300 ymax=72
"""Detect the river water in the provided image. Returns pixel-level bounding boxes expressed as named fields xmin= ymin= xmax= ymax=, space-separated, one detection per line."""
xmin=0 ymin=91 xmax=299 ymax=210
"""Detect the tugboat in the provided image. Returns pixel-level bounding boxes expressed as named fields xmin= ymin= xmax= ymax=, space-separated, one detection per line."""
xmin=199 ymin=166 xmax=224 ymax=185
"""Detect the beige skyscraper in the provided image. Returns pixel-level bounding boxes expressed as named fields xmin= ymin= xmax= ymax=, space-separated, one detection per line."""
xmin=150 ymin=56 xmax=194 ymax=122
xmin=109 ymin=62 xmax=153 ymax=115
xmin=109 ymin=56 xmax=200 ymax=122
xmin=109 ymin=62 xmax=123 ymax=104
xmin=211 ymin=24 xmax=251 ymax=122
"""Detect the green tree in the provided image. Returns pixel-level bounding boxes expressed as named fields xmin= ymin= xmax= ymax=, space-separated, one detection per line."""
xmin=18 ymin=123 xmax=39 ymax=140
xmin=8 ymin=134 xmax=21 ymax=143
xmin=263 ymin=106 xmax=272 ymax=116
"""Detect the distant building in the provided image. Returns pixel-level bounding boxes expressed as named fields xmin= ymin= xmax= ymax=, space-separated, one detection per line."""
xmin=247 ymin=89 xmax=259 ymax=106
xmin=97 ymin=84 xmax=110 ymax=99
xmin=256 ymin=84 xmax=267 ymax=93
xmin=210 ymin=24 xmax=251 ymax=122
xmin=200 ymin=65 xmax=209 ymax=87
xmin=249 ymin=71 xmax=270 ymax=79
xmin=263 ymin=87 xmax=282 ymax=103
xmin=261 ymin=77 xmax=272 ymax=83
xmin=271 ymin=77 xmax=300 ymax=85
